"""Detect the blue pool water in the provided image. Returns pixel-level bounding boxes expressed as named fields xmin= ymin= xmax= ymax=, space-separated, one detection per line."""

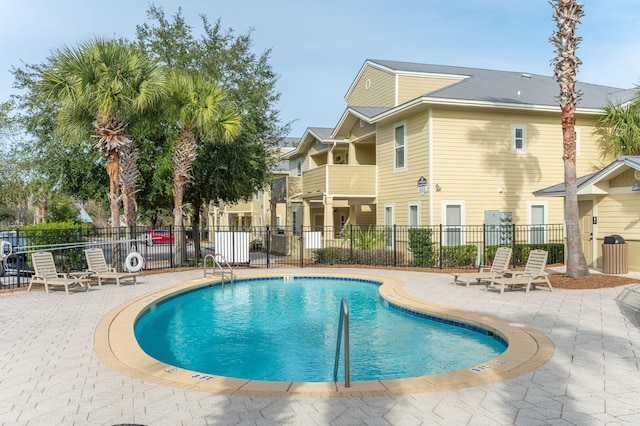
xmin=135 ymin=277 xmax=506 ymax=382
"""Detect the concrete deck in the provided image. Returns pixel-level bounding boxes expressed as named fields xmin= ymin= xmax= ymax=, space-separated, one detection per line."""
xmin=2 ymin=267 xmax=640 ymax=425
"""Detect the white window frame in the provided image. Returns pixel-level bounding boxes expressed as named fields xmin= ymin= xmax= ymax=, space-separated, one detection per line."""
xmin=527 ymin=201 xmax=548 ymax=244
xmin=384 ymin=204 xmax=394 ymax=248
xmin=408 ymin=202 xmax=420 ymax=227
xmin=442 ymin=201 xmax=465 ymax=246
xmin=511 ymin=124 xmax=527 ymax=154
xmin=575 ymin=127 xmax=581 ymax=157
xmin=296 ymin=159 xmax=302 ymax=176
xmin=394 ymin=123 xmax=407 ymax=171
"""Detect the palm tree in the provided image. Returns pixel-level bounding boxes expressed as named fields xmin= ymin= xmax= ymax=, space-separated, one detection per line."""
xmin=596 ymin=100 xmax=640 ymax=157
xmin=119 ymin=140 xmax=140 ymax=236
xmin=40 ymin=38 xmax=166 ymax=235
xmin=165 ymin=70 xmax=239 ymax=264
xmin=550 ymin=0 xmax=589 ymax=277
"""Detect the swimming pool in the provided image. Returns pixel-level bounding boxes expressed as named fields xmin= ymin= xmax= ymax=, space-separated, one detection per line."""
xmin=134 ymin=276 xmax=506 ymax=382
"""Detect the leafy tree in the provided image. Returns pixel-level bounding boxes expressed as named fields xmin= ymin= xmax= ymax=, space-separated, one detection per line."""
xmin=136 ymin=6 xmax=290 ymax=253
xmin=38 ymin=38 xmax=166 ymax=233
xmin=163 ymin=70 xmax=239 ymax=264
xmin=12 ymin=62 xmax=109 ymax=205
xmin=596 ymin=100 xmax=640 ymax=157
xmin=0 ymin=100 xmax=30 ymax=226
xmin=46 ymin=195 xmax=81 ymax=224
xmin=550 ymin=0 xmax=589 ymax=278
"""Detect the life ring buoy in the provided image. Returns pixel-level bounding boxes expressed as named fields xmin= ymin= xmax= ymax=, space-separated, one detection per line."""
xmin=0 ymin=240 xmax=11 ymax=261
xmin=125 ymin=251 xmax=144 ymax=272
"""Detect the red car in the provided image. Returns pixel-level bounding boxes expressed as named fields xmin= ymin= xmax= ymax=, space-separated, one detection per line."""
xmin=146 ymin=229 xmax=174 ymax=245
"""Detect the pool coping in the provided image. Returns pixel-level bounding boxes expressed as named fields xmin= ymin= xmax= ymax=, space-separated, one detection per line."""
xmin=94 ymin=272 xmax=555 ymax=398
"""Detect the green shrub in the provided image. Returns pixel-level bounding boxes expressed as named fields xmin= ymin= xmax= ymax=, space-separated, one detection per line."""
xmin=440 ymin=245 xmax=477 ymax=268
xmin=408 ymin=227 xmax=436 ymax=267
xmin=513 ymin=243 xmax=564 ymax=265
xmin=313 ymin=247 xmax=402 ymax=266
xmin=486 ymin=243 xmax=564 ymax=267
xmin=313 ymin=247 xmax=351 ymax=264
xmin=341 ymin=226 xmax=388 ymax=250
xmin=17 ymin=222 xmax=88 ymax=271
xmin=353 ymin=249 xmax=403 ymax=266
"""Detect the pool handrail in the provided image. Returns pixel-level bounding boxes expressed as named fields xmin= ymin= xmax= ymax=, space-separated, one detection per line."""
xmin=333 ymin=297 xmax=351 ymax=388
xmin=203 ymin=253 xmax=235 ymax=283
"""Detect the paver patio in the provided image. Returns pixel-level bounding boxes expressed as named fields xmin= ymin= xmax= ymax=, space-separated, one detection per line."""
xmin=1 ymin=267 xmax=640 ymax=425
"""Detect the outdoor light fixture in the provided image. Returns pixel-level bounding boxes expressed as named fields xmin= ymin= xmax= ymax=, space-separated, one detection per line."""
xmin=633 ymin=170 xmax=640 ymax=191
xmin=435 ymin=183 xmax=442 ymax=191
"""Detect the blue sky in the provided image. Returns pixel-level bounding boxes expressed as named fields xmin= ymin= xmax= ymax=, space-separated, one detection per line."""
xmin=1 ymin=0 xmax=639 ymax=138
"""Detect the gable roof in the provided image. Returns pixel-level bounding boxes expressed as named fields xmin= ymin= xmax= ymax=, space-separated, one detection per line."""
xmin=533 ymin=156 xmax=640 ymax=197
xmin=363 ymin=59 xmax=636 ymax=110
xmin=281 ymin=127 xmax=348 ymax=159
xmin=333 ymin=59 xmax=637 ymax=139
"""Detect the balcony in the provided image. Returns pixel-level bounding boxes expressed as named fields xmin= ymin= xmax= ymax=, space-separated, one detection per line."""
xmin=271 ymin=176 xmax=303 ymax=203
xmin=302 ymin=165 xmax=376 ymax=196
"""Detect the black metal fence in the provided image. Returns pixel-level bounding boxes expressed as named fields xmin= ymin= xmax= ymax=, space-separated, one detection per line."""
xmin=1 ymin=223 xmax=565 ymax=289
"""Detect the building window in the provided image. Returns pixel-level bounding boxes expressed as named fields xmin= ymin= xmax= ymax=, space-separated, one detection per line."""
xmin=575 ymin=127 xmax=581 ymax=157
xmin=394 ymin=124 xmax=406 ymax=170
xmin=528 ymin=201 xmax=547 ymax=244
xmin=296 ymin=159 xmax=302 ymax=176
xmin=292 ymin=210 xmax=298 ymax=235
xmin=443 ymin=201 xmax=464 ymax=246
xmin=511 ymin=124 xmax=526 ymax=154
xmin=408 ymin=203 xmax=419 ymax=227
xmin=276 ymin=215 xmax=284 ymax=234
xmin=384 ymin=204 xmax=394 ymax=247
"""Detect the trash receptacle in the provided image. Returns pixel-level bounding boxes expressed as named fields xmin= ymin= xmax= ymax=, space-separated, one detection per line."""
xmin=603 ymin=235 xmax=628 ymax=274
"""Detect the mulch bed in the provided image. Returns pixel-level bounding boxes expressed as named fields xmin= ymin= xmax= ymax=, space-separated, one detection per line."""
xmin=547 ymin=273 xmax=640 ymax=289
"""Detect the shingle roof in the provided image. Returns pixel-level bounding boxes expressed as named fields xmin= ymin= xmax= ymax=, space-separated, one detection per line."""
xmin=368 ymin=59 xmax=636 ymax=110
xmin=307 ymin=127 xmax=333 ymax=139
xmin=350 ymin=106 xmax=393 ymax=119
xmin=533 ymin=156 xmax=640 ymax=197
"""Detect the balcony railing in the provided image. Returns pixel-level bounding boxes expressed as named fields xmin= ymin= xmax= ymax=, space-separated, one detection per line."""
xmin=271 ymin=176 xmax=303 ymax=202
xmin=302 ymin=165 xmax=376 ymax=196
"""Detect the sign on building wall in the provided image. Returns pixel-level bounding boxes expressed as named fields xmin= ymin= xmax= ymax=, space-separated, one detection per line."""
xmin=417 ymin=176 xmax=428 ymax=196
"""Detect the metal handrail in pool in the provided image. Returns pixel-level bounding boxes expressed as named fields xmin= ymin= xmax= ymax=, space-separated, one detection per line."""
xmin=203 ymin=253 xmax=235 ymax=283
xmin=333 ymin=297 xmax=350 ymax=388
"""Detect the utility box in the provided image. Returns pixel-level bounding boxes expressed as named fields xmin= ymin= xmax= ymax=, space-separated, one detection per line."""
xmin=603 ymin=235 xmax=628 ymax=274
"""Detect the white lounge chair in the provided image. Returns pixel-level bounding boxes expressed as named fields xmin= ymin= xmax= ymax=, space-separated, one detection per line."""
xmin=28 ymin=252 xmax=90 ymax=295
xmin=487 ymin=249 xmax=552 ymax=294
xmin=85 ymin=248 xmax=137 ymax=286
xmin=451 ymin=247 xmax=512 ymax=287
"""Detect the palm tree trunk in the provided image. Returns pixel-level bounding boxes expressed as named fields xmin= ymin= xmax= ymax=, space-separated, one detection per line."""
xmin=172 ymin=130 xmax=196 ymax=266
xmin=562 ymin=106 xmax=589 ymax=277
xmin=120 ymin=141 xmax=140 ymax=254
xmin=173 ymin=183 xmax=186 ymax=266
xmin=551 ymin=0 xmax=589 ymax=278
xmin=192 ymin=206 xmax=202 ymax=259
xmin=106 ymin=153 xmax=122 ymax=270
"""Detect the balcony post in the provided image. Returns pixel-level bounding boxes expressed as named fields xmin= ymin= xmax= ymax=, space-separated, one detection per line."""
xmin=324 ymin=196 xmax=335 ymax=242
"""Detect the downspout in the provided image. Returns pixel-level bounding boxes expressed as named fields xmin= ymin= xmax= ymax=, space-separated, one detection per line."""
xmin=428 ymin=108 xmax=434 ymax=226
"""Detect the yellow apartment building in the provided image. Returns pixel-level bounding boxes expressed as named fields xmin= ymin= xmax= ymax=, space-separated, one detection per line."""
xmin=272 ymin=59 xmax=636 ymax=255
